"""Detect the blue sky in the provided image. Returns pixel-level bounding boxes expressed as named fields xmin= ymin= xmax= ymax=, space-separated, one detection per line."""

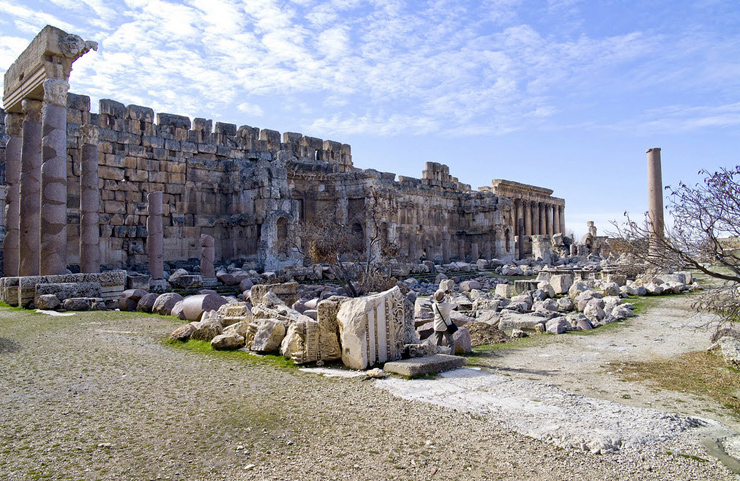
xmin=2 ymin=0 xmax=738 ymax=238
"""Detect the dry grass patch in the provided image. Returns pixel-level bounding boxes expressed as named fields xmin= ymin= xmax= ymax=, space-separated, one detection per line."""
xmin=617 ymin=351 xmax=740 ymax=416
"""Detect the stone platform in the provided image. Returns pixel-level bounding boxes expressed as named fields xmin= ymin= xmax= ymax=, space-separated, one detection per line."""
xmin=383 ymin=354 xmax=465 ymax=377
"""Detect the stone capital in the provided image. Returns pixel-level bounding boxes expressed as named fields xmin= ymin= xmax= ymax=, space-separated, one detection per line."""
xmin=43 ymin=79 xmax=69 ymax=106
xmin=21 ymin=99 xmax=43 ymax=122
xmin=81 ymin=124 xmax=99 ymax=145
xmin=59 ymin=34 xmax=98 ymax=61
xmin=5 ymin=112 xmax=23 ymax=135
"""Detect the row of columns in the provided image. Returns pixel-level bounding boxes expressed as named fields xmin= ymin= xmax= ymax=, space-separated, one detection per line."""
xmin=3 ymin=79 xmax=101 ymax=277
xmin=514 ymin=199 xmax=564 ymax=237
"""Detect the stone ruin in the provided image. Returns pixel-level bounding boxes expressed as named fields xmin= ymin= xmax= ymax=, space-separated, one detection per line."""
xmin=0 ymin=26 xmax=567 ymax=297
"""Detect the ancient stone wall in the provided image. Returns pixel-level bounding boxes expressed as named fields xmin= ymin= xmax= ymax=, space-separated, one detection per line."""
xmin=1 ymin=92 xmax=563 ymax=272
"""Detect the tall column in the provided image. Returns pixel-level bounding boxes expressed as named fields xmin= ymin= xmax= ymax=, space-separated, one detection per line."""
xmin=457 ymin=238 xmax=465 ymax=262
xmin=559 ymin=206 xmax=565 ymax=236
xmin=40 ymin=79 xmax=69 ymax=275
xmin=547 ymin=205 xmax=553 ymax=236
xmin=200 ymin=234 xmax=215 ymax=279
xmin=79 ymin=124 xmax=100 ymax=273
xmin=147 ymin=191 xmax=164 ymax=280
xmin=19 ymin=99 xmax=42 ymax=276
xmin=539 ymin=203 xmax=546 ymax=236
xmin=483 ymin=240 xmax=491 ymax=260
xmin=646 ymin=148 xmax=664 ymax=244
xmin=515 ymin=200 xmax=524 ymax=237
xmin=553 ymin=206 xmax=561 ymax=235
xmin=470 ymin=242 xmax=479 ymax=262
xmin=524 ymin=201 xmax=532 ymax=236
xmin=517 ymin=218 xmax=525 ymax=260
xmin=4 ymin=113 xmax=22 ymax=277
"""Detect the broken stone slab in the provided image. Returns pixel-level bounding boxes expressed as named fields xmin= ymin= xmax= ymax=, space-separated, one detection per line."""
xmin=169 ymin=323 xmax=195 ymax=341
xmin=383 ymin=354 xmax=466 ymax=377
xmin=280 ymin=317 xmax=320 ymax=364
xmin=191 ymin=321 xmax=223 ymax=342
xmin=250 ymin=319 xmax=286 ymax=353
xmin=316 ymin=296 xmax=344 ymax=361
xmin=36 ymin=294 xmax=60 ymax=310
xmin=36 ymin=282 xmax=102 ymax=307
xmin=250 ymin=282 xmax=299 ymax=308
xmin=546 ymin=316 xmax=570 ymax=334
xmin=550 ymin=274 xmax=573 ymax=295
xmin=494 ymin=283 xmax=513 ymax=298
xmin=498 ymin=312 xmax=547 ymax=332
xmin=337 ymin=286 xmax=405 ymax=370
xmin=211 ymin=333 xmax=245 ymax=350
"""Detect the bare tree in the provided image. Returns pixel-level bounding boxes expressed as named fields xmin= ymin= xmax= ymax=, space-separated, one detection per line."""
xmin=296 ymin=187 xmax=398 ymax=297
xmin=611 ymin=166 xmax=740 ymax=324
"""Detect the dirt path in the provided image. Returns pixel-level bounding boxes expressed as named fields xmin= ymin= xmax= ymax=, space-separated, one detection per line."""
xmin=475 ymin=295 xmax=740 ymax=430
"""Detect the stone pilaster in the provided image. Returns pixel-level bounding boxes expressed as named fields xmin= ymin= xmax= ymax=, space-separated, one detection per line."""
xmin=19 ymin=99 xmax=42 ymax=276
xmin=80 ymin=124 xmax=100 ymax=273
xmin=4 ymin=113 xmax=22 ymax=277
xmin=147 ymin=191 xmax=164 ymax=280
xmin=40 ymin=79 xmax=69 ymax=275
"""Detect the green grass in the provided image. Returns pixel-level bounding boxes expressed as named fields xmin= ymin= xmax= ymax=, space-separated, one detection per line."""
xmin=165 ymin=338 xmax=296 ymax=369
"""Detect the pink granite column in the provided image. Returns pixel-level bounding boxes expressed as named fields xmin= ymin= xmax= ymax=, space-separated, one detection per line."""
xmin=147 ymin=191 xmax=164 ymax=280
xmin=19 ymin=99 xmax=42 ymax=276
xmin=3 ymin=112 xmax=22 ymax=277
xmin=200 ymin=234 xmax=215 ymax=278
xmin=646 ymin=148 xmax=664 ymax=243
xmin=80 ymin=124 xmax=100 ymax=273
xmin=40 ymin=79 xmax=69 ymax=275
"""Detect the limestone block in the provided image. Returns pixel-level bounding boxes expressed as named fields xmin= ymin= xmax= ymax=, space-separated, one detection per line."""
xmin=224 ymin=320 xmax=251 ymax=339
xmin=583 ymin=304 xmax=606 ymax=323
xmin=191 ymin=321 xmax=223 ymax=342
xmin=36 ymin=282 xmax=102 ymax=306
xmin=568 ymin=281 xmax=589 ymax=299
xmin=219 ymin=302 xmax=252 ymax=327
xmin=439 ymin=279 xmax=455 ymax=292
xmin=336 ymin=286 xmax=405 ymax=370
xmin=181 ymin=293 xmax=228 ymax=322
xmin=495 ymin=283 xmax=513 ymax=298
xmin=452 ymin=327 xmax=472 ymax=354
xmin=601 ymin=282 xmax=620 ymax=297
xmin=459 ymin=280 xmax=481 ymax=292
xmin=250 ymin=282 xmax=299 ymax=307
xmin=537 ymin=281 xmax=556 ymax=299
xmin=546 ymin=316 xmax=570 ymax=334
xmin=550 ymin=274 xmax=574 ymax=295
xmin=498 ymin=312 xmax=546 ymax=332
xmin=169 ymin=323 xmax=195 ymax=341
xmin=316 ymin=297 xmax=344 ymax=361
xmin=250 ymin=319 xmax=286 ymax=353
xmin=152 ymin=292 xmax=184 ymax=316
xmin=279 ymin=317 xmax=320 ymax=364
xmin=36 ymin=294 xmax=60 ymax=310
xmin=211 ymin=333 xmax=245 ymax=350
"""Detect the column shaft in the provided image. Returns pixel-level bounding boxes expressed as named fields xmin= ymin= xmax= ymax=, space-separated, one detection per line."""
xmin=539 ymin=203 xmax=546 ymax=236
xmin=524 ymin=201 xmax=531 ymax=236
xmin=4 ymin=113 xmax=22 ymax=277
xmin=40 ymin=79 xmax=70 ymax=275
xmin=646 ymin=148 xmax=664 ymax=239
xmin=19 ymin=99 xmax=42 ymax=276
xmin=80 ymin=124 xmax=100 ymax=273
xmin=559 ymin=206 xmax=566 ymax=235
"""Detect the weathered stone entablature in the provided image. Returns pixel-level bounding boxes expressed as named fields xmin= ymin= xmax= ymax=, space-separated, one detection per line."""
xmin=488 ymin=179 xmax=566 ymax=238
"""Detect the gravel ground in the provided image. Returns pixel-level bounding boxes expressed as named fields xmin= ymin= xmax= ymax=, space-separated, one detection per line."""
xmin=0 ymin=304 xmax=738 ymax=480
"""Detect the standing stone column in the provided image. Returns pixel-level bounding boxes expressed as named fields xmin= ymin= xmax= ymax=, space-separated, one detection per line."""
xmin=524 ymin=201 xmax=532 ymax=236
xmin=40 ymin=79 xmax=70 ymax=275
xmin=515 ymin=200 xmax=524 ymax=237
xmin=470 ymin=242 xmax=479 ymax=262
xmin=539 ymin=203 xmax=546 ymax=236
xmin=646 ymin=148 xmax=664 ymax=247
xmin=553 ymin=206 xmax=561 ymax=235
xmin=517 ymin=218 xmax=525 ymax=260
xmin=457 ymin=238 xmax=465 ymax=262
xmin=483 ymin=240 xmax=492 ymax=261
xmin=147 ymin=191 xmax=164 ymax=280
xmin=19 ymin=99 xmax=42 ymax=276
xmin=559 ymin=206 xmax=566 ymax=236
xmin=4 ymin=113 xmax=22 ymax=277
xmin=79 ymin=124 xmax=100 ymax=273
xmin=546 ymin=205 xmax=553 ymax=236
xmin=200 ymin=234 xmax=215 ymax=278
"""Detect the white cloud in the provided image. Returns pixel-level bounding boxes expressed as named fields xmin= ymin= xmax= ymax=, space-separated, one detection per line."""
xmin=236 ymin=101 xmax=265 ymax=117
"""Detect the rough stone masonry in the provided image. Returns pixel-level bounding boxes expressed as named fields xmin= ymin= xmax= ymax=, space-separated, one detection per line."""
xmin=0 ymin=25 xmax=566 ymax=276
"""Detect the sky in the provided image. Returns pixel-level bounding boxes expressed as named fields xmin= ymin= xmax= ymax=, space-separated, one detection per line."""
xmin=1 ymin=0 xmax=738 ymax=239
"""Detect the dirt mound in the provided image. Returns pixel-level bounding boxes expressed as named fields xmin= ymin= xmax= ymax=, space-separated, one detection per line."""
xmin=465 ymin=322 xmax=509 ymax=347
